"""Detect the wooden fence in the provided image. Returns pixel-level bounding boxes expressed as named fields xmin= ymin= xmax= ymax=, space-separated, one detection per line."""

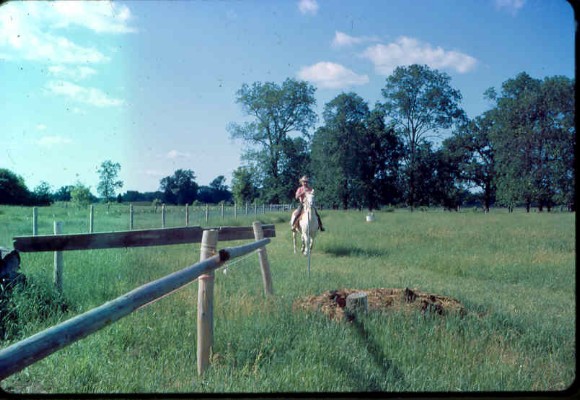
xmin=0 ymin=222 xmax=275 ymax=381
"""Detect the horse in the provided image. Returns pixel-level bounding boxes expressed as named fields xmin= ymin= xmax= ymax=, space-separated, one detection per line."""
xmin=292 ymin=191 xmax=319 ymax=255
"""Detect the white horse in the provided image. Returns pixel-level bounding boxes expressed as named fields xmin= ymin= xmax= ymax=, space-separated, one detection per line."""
xmin=292 ymin=191 xmax=319 ymax=255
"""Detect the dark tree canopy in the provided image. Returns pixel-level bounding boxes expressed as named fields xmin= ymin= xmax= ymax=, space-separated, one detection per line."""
xmin=488 ymin=73 xmax=575 ymax=211
xmin=159 ymin=169 xmax=199 ymax=205
xmin=312 ymin=93 xmax=403 ymax=210
xmin=0 ymin=169 xmax=30 ymax=205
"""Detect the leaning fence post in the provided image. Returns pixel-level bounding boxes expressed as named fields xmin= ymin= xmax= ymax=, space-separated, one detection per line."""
xmin=53 ymin=221 xmax=64 ymax=292
xmin=197 ymin=229 xmax=218 ymax=376
xmin=32 ymin=207 xmax=38 ymax=236
xmin=252 ymin=221 xmax=273 ymax=296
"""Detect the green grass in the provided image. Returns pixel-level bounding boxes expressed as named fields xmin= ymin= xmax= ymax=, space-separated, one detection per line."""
xmin=0 ymin=204 xmax=575 ymax=394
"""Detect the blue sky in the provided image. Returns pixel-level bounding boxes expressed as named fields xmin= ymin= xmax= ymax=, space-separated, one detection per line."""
xmin=0 ymin=0 xmax=574 ymax=195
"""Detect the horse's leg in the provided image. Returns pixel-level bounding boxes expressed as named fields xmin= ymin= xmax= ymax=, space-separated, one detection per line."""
xmin=292 ymin=230 xmax=297 ymax=254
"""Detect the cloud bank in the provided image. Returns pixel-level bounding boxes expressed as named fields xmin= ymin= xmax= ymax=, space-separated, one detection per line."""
xmin=361 ymin=36 xmax=477 ymax=75
xmin=297 ymin=62 xmax=369 ymax=89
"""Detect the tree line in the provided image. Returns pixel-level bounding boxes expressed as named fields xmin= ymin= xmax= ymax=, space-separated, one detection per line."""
xmin=0 ymin=163 xmax=232 ymax=207
xmin=228 ymin=65 xmax=575 ymax=212
xmin=1 ymin=64 xmax=574 ymax=211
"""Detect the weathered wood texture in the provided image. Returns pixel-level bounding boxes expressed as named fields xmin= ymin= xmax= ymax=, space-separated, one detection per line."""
xmin=253 ymin=221 xmax=273 ymax=296
xmin=197 ymin=230 xmax=217 ymax=375
xmin=53 ymin=222 xmax=64 ymax=292
xmin=0 ymin=237 xmax=271 ymax=381
xmin=13 ymin=225 xmax=275 ymax=252
xmin=346 ymin=292 xmax=368 ymax=316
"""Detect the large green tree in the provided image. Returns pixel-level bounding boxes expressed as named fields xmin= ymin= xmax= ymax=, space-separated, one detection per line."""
xmin=159 ymin=169 xmax=199 ymax=205
xmin=228 ymin=78 xmax=317 ymax=203
xmin=97 ymin=160 xmax=123 ymax=203
xmin=311 ymin=93 xmax=402 ymax=210
xmin=381 ymin=64 xmax=465 ymax=208
xmin=231 ymin=166 xmax=258 ymax=205
xmin=443 ymin=113 xmax=496 ymax=212
xmin=488 ymin=73 xmax=575 ymax=211
xmin=312 ymin=93 xmax=369 ymax=209
xmin=32 ymin=181 xmax=53 ymax=206
xmin=0 ymin=169 xmax=30 ymax=205
xmin=70 ymin=182 xmax=95 ymax=208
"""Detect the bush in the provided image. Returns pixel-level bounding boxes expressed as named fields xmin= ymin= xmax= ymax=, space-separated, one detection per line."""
xmin=0 ymin=278 xmax=69 ymax=341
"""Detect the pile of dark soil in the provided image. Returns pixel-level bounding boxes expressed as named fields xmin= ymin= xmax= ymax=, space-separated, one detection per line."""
xmin=293 ymin=288 xmax=466 ymax=321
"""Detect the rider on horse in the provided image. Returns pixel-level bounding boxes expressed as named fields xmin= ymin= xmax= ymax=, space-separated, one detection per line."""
xmin=291 ymin=175 xmax=325 ymax=232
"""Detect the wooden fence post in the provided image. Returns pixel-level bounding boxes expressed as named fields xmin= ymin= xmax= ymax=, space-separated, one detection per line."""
xmin=32 ymin=207 xmax=38 ymax=236
xmin=234 ymin=203 xmax=237 ymax=220
xmin=89 ymin=205 xmax=94 ymax=233
xmin=205 ymin=204 xmax=209 ymax=224
xmin=245 ymin=202 xmax=248 ymax=216
xmin=161 ymin=204 xmax=166 ymax=228
xmin=197 ymin=229 xmax=217 ymax=375
xmin=221 ymin=203 xmax=224 ymax=220
xmin=53 ymin=221 xmax=63 ymax=292
xmin=252 ymin=221 xmax=273 ymax=296
xmin=185 ymin=204 xmax=189 ymax=227
xmin=129 ymin=204 xmax=134 ymax=230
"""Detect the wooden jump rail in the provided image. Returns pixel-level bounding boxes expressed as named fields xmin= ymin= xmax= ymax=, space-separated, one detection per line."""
xmin=2 ymin=222 xmax=275 ymax=381
xmin=13 ymin=224 xmax=276 ymax=252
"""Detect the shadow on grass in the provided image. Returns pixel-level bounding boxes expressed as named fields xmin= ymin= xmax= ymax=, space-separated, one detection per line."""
xmin=324 ymin=315 xmax=405 ymax=391
xmin=351 ymin=315 xmax=405 ymax=390
xmin=322 ymin=244 xmax=389 ymax=258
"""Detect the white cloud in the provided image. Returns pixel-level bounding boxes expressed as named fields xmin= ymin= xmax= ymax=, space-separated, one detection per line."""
xmin=361 ymin=36 xmax=477 ymax=75
xmin=49 ymin=1 xmax=136 ymax=33
xmin=0 ymin=1 xmax=133 ymax=64
xmin=36 ymin=124 xmax=47 ymax=131
xmin=45 ymin=80 xmax=124 ymax=107
xmin=48 ymin=65 xmax=98 ymax=80
xmin=494 ymin=0 xmax=526 ymax=15
xmin=167 ymin=150 xmax=191 ymax=159
xmin=297 ymin=62 xmax=369 ymax=89
xmin=298 ymin=0 xmax=319 ymax=15
xmin=332 ymin=31 xmax=379 ymax=48
xmin=36 ymin=135 xmax=73 ymax=147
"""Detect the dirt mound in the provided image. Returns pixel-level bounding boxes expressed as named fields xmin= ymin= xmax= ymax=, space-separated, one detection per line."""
xmin=293 ymin=288 xmax=466 ymax=321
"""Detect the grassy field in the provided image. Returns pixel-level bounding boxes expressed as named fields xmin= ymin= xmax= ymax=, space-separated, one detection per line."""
xmin=0 ymin=204 xmax=575 ymax=394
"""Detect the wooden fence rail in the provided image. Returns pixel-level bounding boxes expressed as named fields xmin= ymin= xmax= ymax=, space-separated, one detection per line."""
xmin=0 ymin=237 xmax=270 ymax=381
xmin=13 ymin=224 xmax=276 ymax=252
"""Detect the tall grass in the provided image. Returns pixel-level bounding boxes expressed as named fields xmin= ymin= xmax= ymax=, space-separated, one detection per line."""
xmin=0 ymin=205 xmax=575 ymax=393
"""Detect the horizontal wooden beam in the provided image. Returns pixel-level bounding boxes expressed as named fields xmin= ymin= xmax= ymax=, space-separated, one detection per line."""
xmin=217 ymin=224 xmax=276 ymax=242
xmin=13 ymin=224 xmax=275 ymax=253
xmin=0 ymin=238 xmax=271 ymax=381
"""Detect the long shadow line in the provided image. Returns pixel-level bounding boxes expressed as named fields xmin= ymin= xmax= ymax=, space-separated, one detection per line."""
xmin=348 ymin=313 xmax=406 ymax=389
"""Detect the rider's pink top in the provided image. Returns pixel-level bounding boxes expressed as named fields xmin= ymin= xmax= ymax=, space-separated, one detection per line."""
xmin=295 ymin=186 xmax=313 ymax=203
